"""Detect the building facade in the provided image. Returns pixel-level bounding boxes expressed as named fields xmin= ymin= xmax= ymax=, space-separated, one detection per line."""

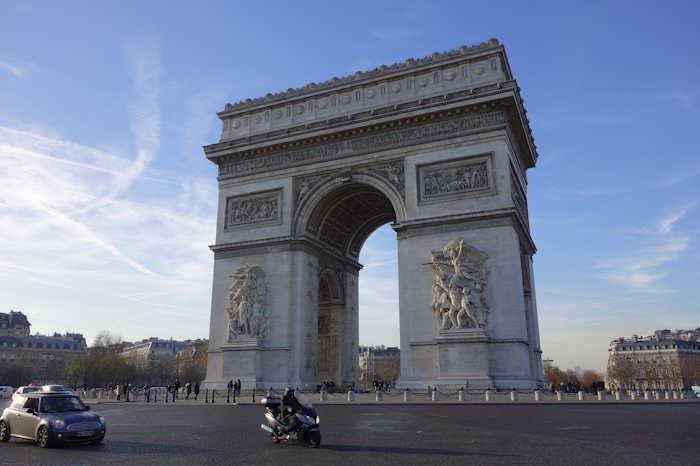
xmin=358 ymin=346 xmax=401 ymax=389
xmin=120 ymin=338 xmax=208 ymax=384
xmin=607 ymin=329 xmax=700 ymax=390
xmin=0 ymin=311 xmax=87 ymax=385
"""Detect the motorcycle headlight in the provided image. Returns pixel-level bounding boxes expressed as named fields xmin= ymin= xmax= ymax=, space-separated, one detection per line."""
xmin=99 ymin=416 xmax=106 ymax=424
xmin=53 ymin=419 xmax=65 ymax=429
xmin=316 ymin=416 xmax=320 ymax=425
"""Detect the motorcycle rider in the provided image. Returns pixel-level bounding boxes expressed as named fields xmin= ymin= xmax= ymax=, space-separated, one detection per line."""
xmin=279 ymin=386 xmax=303 ymax=432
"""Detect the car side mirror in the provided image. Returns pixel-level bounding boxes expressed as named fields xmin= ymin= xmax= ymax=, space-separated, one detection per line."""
xmin=27 ymin=408 xmax=36 ymax=415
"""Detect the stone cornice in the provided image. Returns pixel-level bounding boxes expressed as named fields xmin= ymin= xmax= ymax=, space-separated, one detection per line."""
xmin=219 ymin=38 xmax=504 ymax=115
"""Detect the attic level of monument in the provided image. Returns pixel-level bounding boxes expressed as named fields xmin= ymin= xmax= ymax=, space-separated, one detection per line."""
xmin=218 ymin=38 xmax=507 ymax=114
xmin=204 ymin=39 xmax=537 ymax=172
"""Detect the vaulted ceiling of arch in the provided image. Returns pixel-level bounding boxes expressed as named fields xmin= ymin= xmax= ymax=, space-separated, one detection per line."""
xmin=309 ymin=184 xmax=395 ymax=259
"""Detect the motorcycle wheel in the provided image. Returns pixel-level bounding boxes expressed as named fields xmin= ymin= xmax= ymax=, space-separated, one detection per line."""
xmin=307 ymin=430 xmax=321 ymax=448
xmin=270 ymin=434 xmax=280 ymax=444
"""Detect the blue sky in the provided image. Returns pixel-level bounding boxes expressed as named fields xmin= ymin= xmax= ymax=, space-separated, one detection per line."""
xmin=1 ymin=1 xmax=698 ymax=371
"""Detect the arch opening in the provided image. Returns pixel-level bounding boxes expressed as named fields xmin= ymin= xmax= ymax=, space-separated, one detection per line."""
xmin=307 ymin=182 xmax=400 ymax=389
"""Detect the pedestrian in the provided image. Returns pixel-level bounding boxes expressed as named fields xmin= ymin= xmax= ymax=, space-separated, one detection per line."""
xmin=144 ymin=384 xmax=151 ymax=403
xmin=186 ymin=381 xmax=192 ymax=400
xmin=235 ymin=379 xmax=241 ymax=398
xmin=194 ymin=382 xmax=200 ymax=400
xmin=174 ymin=379 xmax=181 ymax=400
xmin=116 ymin=383 xmax=121 ymax=401
xmin=227 ymin=379 xmax=233 ymax=399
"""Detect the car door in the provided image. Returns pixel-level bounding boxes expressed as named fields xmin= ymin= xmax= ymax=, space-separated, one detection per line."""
xmin=5 ymin=395 xmax=25 ymax=435
xmin=14 ymin=396 xmax=40 ymax=438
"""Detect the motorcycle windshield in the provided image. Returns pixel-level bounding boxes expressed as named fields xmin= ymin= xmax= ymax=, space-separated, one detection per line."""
xmin=295 ymin=391 xmax=313 ymax=408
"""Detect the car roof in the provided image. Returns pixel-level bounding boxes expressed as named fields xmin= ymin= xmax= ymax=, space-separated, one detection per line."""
xmin=23 ymin=392 xmax=76 ymax=397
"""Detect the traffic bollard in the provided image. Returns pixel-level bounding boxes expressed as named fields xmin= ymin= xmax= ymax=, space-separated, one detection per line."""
xmin=320 ymin=390 xmax=327 ymax=401
xmin=458 ymin=388 xmax=465 ymax=401
xmin=556 ymin=391 xmax=563 ymax=401
xmin=431 ymin=388 xmax=440 ymax=401
xmin=403 ymin=389 xmax=411 ymax=402
xmin=597 ymin=391 xmax=605 ymax=401
xmin=347 ymin=390 xmax=355 ymax=401
xmin=534 ymin=390 xmax=541 ymax=401
xmin=510 ymin=390 xmax=517 ymax=401
xmin=630 ymin=391 xmax=637 ymax=400
xmin=664 ymin=391 xmax=670 ymax=400
xmin=615 ymin=391 xmax=621 ymax=401
xmin=485 ymin=389 xmax=493 ymax=401
xmin=376 ymin=390 xmax=383 ymax=401
xmin=578 ymin=391 xmax=585 ymax=401
xmin=644 ymin=391 xmax=650 ymax=400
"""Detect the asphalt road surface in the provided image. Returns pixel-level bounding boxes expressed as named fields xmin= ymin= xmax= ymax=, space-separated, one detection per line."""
xmin=0 ymin=399 xmax=698 ymax=465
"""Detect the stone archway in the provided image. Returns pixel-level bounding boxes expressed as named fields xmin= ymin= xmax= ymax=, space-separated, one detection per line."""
xmin=203 ymin=39 xmax=545 ymax=391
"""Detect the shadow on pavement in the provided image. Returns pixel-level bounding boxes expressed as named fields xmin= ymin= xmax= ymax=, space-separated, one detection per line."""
xmin=321 ymin=444 xmax=515 ymax=457
xmin=70 ymin=440 xmax=210 ymax=455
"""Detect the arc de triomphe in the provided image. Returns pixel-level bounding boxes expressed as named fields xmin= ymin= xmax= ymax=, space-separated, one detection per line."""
xmin=203 ymin=39 xmax=544 ymax=390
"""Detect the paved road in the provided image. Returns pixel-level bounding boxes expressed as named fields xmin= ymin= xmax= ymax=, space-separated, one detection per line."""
xmin=0 ymin=399 xmax=698 ymax=465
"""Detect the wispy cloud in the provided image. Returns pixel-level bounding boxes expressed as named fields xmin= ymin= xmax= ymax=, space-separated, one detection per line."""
xmin=596 ymin=204 xmax=694 ymax=293
xmin=669 ymin=89 xmax=700 ymax=109
xmin=0 ymin=39 xmax=217 ymax=343
xmin=0 ymin=60 xmax=30 ymax=77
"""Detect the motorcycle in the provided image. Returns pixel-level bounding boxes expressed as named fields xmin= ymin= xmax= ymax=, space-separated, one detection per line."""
xmin=259 ymin=390 xmax=321 ymax=448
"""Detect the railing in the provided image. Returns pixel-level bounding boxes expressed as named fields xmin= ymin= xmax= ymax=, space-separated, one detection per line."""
xmin=75 ymin=387 xmax=699 ymax=404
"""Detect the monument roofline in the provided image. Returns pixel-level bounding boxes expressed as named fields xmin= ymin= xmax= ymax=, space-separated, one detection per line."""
xmin=219 ymin=38 xmax=505 ymax=116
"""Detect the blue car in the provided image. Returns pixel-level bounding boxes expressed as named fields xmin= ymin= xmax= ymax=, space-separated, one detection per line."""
xmin=0 ymin=392 xmax=105 ymax=448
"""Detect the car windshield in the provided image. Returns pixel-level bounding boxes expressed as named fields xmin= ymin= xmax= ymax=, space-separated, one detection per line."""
xmin=40 ymin=396 xmax=87 ymax=413
xmin=23 ymin=387 xmax=40 ymax=393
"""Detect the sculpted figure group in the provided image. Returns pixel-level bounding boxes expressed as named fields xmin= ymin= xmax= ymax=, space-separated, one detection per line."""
xmin=227 ymin=265 xmax=267 ymax=341
xmin=429 ymin=239 xmax=489 ymax=331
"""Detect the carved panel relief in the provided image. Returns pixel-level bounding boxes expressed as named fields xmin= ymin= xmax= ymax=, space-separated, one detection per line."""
xmin=226 ymin=265 xmax=267 ymax=342
xmin=224 ymin=189 xmax=281 ymax=229
xmin=428 ymin=239 xmax=490 ymax=332
xmin=418 ymin=154 xmax=494 ymax=204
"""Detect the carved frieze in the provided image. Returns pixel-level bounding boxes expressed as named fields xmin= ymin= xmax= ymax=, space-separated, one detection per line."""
xmin=418 ymin=154 xmax=494 ymax=204
xmin=224 ymin=190 xmax=281 ymax=229
xmin=226 ymin=265 xmax=267 ymax=342
xmin=219 ymin=111 xmax=506 ymax=178
xmin=428 ymin=239 xmax=490 ymax=332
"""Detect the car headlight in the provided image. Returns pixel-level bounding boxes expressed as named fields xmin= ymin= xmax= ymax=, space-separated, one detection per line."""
xmin=316 ymin=416 xmax=321 ymax=425
xmin=53 ymin=419 xmax=65 ymax=429
xmin=99 ymin=416 xmax=106 ymax=424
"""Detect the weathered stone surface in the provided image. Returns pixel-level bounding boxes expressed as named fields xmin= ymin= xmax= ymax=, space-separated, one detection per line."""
xmin=203 ymin=41 xmax=544 ymax=391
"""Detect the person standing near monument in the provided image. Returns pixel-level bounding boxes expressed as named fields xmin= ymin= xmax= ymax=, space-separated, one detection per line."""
xmin=194 ymin=382 xmax=200 ymax=400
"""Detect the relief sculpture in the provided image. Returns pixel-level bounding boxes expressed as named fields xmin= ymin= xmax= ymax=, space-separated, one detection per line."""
xmin=226 ymin=265 xmax=267 ymax=341
xmin=423 ymin=162 xmax=488 ymax=198
xmin=225 ymin=191 xmax=279 ymax=228
xmin=428 ymin=239 xmax=489 ymax=331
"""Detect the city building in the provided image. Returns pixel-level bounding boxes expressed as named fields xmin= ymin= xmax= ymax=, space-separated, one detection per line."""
xmin=120 ymin=337 xmax=208 ymax=384
xmin=358 ymin=346 xmax=400 ymax=389
xmin=607 ymin=329 xmax=700 ymax=390
xmin=0 ymin=311 xmax=87 ymax=385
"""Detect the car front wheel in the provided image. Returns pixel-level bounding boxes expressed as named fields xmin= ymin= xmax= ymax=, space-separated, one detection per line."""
xmin=0 ymin=420 xmax=10 ymax=442
xmin=36 ymin=426 xmax=52 ymax=448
